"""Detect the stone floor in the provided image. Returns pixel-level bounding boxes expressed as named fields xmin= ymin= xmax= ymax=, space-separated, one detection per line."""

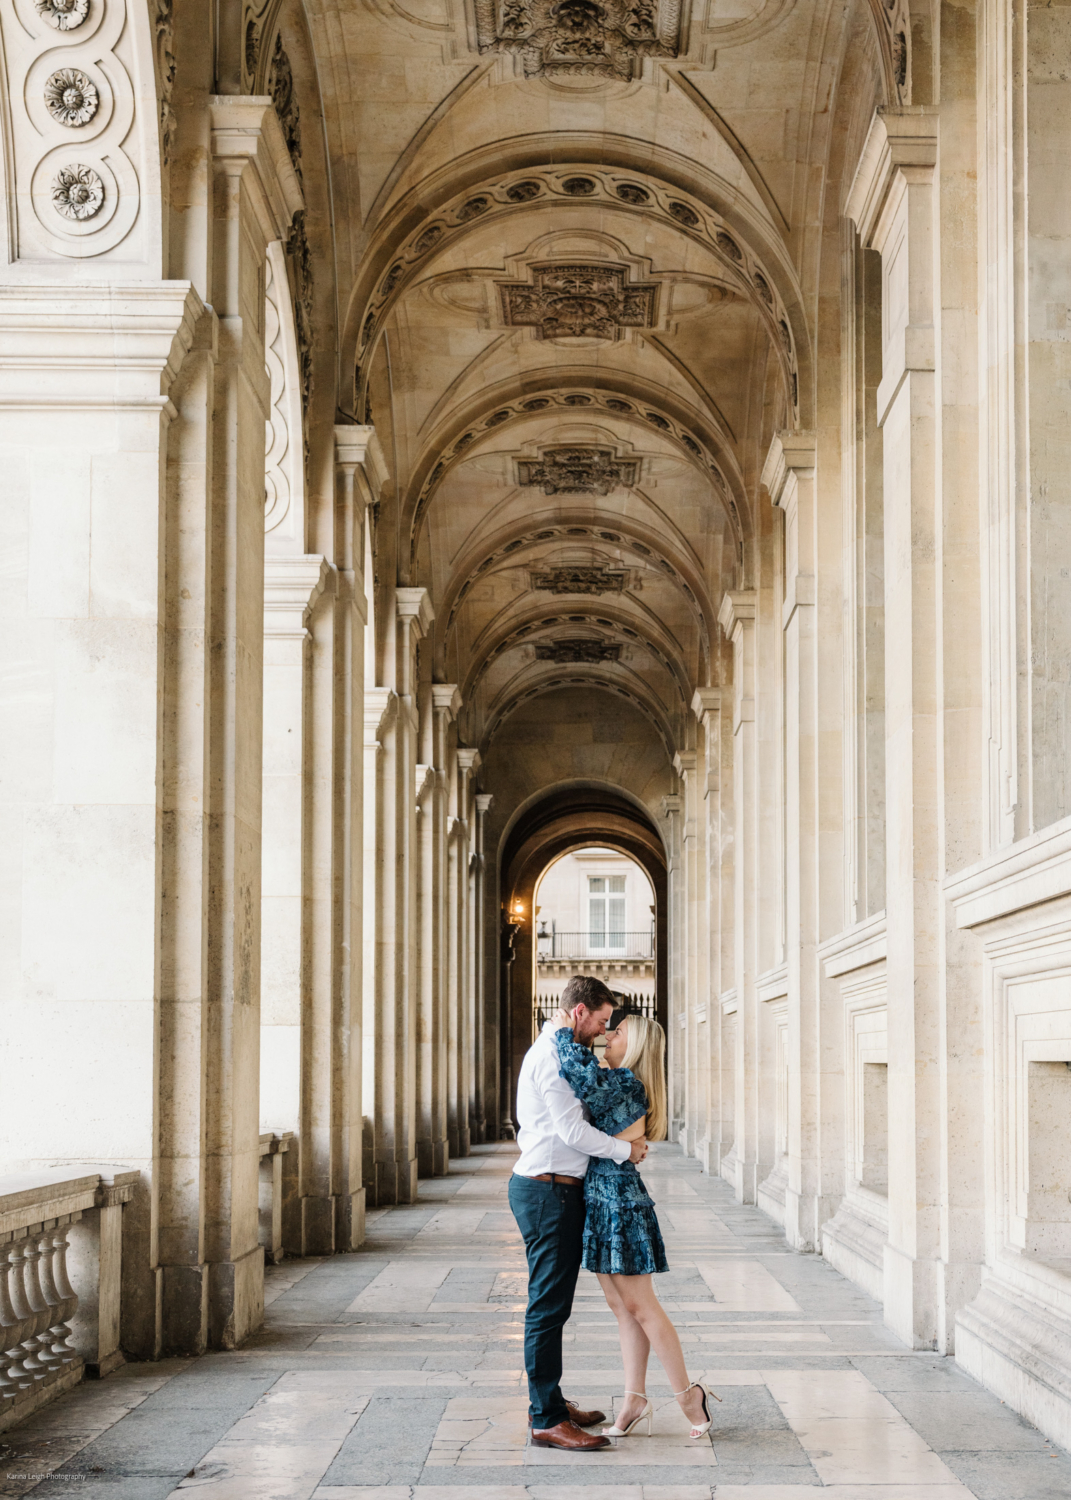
xmin=2 ymin=1142 xmax=1070 ymax=1499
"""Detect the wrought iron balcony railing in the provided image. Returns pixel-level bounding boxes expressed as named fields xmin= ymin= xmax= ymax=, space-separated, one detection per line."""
xmin=536 ymin=930 xmax=654 ymax=960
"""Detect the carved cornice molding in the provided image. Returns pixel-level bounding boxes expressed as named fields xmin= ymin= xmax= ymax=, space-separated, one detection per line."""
xmin=497 ymin=262 xmax=658 ymax=340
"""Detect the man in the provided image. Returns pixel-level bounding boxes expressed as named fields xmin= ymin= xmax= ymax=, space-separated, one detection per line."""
xmin=508 ymin=974 xmax=649 ymax=1452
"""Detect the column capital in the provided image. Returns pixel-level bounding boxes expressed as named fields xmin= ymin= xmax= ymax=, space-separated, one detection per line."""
xmin=415 ymin=763 xmax=435 ymax=807
xmin=456 ymin=747 xmax=481 ymax=776
xmin=761 ymin=431 xmax=817 ymax=508
xmin=334 ymin=424 xmax=387 ymax=501
xmin=209 ymin=96 xmax=303 ymax=244
xmin=395 ymin=587 xmax=435 ymax=639
xmin=264 ymin=554 xmax=332 ymax=639
xmin=364 ymin=687 xmax=397 ymax=743
xmin=846 ymin=106 xmax=939 ymax=246
xmin=474 ymin=793 xmax=494 ymax=814
xmin=718 ymin=589 xmax=757 ymax=639
xmin=673 ymin=750 xmax=698 ymax=777
xmin=691 ymin=687 xmax=721 ymax=723
xmin=661 ymin=794 xmax=682 ymax=818
xmin=432 ymin=684 xmax=463 ymax=720
xmin=0 ymin=282 xmax=206 ymax=410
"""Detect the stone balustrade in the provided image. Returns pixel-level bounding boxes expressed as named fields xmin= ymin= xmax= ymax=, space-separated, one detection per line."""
xmin=258 ymin=1132 xmax=295 ymax=1265
xmin=0 ymin=1167 xmax=137 ymax=1434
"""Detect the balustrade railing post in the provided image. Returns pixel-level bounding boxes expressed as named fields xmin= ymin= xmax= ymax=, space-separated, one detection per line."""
xmin=0 ymin=1244 xmax=32 ymax=1406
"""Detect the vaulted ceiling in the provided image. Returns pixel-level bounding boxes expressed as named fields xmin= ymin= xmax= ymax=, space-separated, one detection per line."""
xmin=295 ymin=0 xmax=887 ymax=767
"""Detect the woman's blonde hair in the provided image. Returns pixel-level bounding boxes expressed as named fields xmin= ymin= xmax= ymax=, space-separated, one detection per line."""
xmin=620 ymin=1014 xmax=667 ymax=1141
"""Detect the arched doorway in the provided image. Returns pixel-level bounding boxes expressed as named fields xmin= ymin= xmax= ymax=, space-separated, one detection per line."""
xmin=498 ymin=786 xmax=668 ymax=1134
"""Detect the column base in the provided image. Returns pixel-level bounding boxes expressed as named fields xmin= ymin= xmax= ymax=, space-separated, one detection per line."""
xmin=373 ymin=1157 xmax=418 ymax=1205
xmin=784 ymin=1187 xmax=840 ymax=1254
xmin=343 ymin=1187 xmax=366 ymax=1250
xmin=208 ymin=1243 xmax=265 ymax=1350
xmin=883 ymin=1240 xmax=939 ymax=1349
xmin=301 ymin=1195 xmax=338 ymax=1256
xmin=417 ymin=1139 xmax=449 ymax=1177
xmin=159 ymin=1262 xmax=208 ymax=1356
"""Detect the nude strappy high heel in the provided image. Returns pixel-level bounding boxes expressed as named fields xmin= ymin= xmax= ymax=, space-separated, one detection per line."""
xmin=673 ymin=1381 xmax=722 ymax=1438
xmin=602 ymin=1391 xmax=653 ymax=1437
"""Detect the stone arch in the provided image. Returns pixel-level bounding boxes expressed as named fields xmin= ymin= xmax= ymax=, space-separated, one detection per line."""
xmin=498 ymin=784 xmax=669 ymax=1132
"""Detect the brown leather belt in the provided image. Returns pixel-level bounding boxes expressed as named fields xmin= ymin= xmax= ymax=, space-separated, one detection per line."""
xmin=525 ymin=1172 xmax=584 ymax=1186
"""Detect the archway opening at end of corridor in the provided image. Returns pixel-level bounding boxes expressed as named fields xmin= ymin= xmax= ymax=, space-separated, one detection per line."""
xmin=497 ymin=786 xmax=668 ymax=1136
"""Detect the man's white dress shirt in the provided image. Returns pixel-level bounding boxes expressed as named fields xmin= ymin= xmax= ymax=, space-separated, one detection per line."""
xmin=513 ymin=1022 xmax=632 ymax=1178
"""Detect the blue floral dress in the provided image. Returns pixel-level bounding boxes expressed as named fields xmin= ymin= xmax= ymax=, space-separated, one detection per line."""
xmin=554 ymin=1028 xmax=669 ymax=1276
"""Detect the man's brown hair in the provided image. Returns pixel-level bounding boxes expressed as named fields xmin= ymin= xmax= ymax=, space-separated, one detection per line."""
xmin=560 ymin=974 xmax=615 ymax=1014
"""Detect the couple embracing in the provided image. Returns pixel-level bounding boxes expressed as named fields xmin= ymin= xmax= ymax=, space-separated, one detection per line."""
xmin=507 ymin=974 xmax=721 ymax=1451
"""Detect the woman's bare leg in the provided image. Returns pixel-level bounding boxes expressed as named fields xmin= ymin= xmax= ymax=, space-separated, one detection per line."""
xmin=597 ymin=1272 xmax=650 ymax=1428
xmin=607 ymin=1274 xmax=711 ymax=1430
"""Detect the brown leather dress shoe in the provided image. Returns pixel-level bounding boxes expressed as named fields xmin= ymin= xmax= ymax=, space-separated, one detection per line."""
xmin=530 ymin=1418 xmax=611 ymax=1450
xmin=566 ymin=1399 xmax=607 ymax=1426
xmin=529 ymin=1400 xmax=607 ymax=1428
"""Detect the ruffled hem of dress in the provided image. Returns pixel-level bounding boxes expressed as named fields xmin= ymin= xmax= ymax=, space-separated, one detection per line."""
xmin=580 ymin=1201 xmax=669 ymax=1275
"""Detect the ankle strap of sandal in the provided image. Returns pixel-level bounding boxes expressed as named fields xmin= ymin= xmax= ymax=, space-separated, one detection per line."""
xmin=672 ymin=1383 xmax=697 ymax=1396
xmin=623 ymin=1390 xmax=646 ymax=1397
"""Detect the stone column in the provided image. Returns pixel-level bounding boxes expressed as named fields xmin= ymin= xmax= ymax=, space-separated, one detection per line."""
xmin=367 ymin=589 xmax=434 ymax=1204
xmin=473 ymin=793 xmax=494 ymax=1144
xmin=762 ymin=433 xmax=837 ymax=1251
xmin=261 ymin=555 xmax=330 ymax=1150
xmin=847 ymin=109 xmax=942 ymax=1347
xmin=0 ymin=284 xmax=202 ymax=1359
xmin=661 ymin=794 xmax=684 ymax=1139
xmin=415 ymin=684 xmax=459 ymax=1178
xmin=451 ymin=749 xmax=480 ymax=1157
xmin=693 ymin=689 xmax=724 ymax=1171
xmin=331 ymin=428 xmax=383 ymax=1249
xmin=673 ymin=752 xmax=700 ymax=1156
xmin=718 ymin=590 xmax=760 ymax=1201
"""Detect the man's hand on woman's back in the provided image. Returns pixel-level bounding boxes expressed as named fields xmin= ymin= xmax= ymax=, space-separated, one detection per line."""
xmin=629 ymin=1138 xmax=648 ymax=1163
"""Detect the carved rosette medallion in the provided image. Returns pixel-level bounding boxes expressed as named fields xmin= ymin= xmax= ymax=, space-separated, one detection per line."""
xmin=530 ymin=567 xmax=628 ymax=595
xmin=51 ymin=163 xmax=104 ymax=219
xmin=498 ymin=262 xmax=657 ymax=340
xmin=45 ymin=69 xmax=99 ymax=127
xmin=535 ymin=638 xmax=621 ymax=663
xmin=517 ymin=447 xmax=638 ymax=495
xmin=474 ymin=0 xmax=681 ymax=80
xmin=36 ymin=0 xmax=89 ymax=27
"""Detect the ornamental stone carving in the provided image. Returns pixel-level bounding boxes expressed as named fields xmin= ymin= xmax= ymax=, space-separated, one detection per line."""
xmin=516 ymin=447 xmax=638 ymax=495
xmin=269 ymin=34 xmax=301 ymax=176
xmin=498 ymin=262 xmax=657 ymax=341
xmin=45 ymin=69 xmax=99 ymax=128
xmin=530 ymin=567 xmax=628 ymax=595
xmin=473 ymin=0 xmax=681 ymax=80
xmin=36 ymin=0 xmax=89 ymax=28
xmin=535 ymin=638 xmax=621 ymax=663
xmin=51 ymin=164 xmax=104 ymax=219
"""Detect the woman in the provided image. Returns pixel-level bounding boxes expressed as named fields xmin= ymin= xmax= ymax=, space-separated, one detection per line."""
xmin=550 ymin=1007 xmax=721 ymax=1440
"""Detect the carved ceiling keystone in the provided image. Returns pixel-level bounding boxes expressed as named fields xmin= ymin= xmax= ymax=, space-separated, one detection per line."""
xmin=516 ymin=447 xmax=638 ymax=496
xmin=498 ymin=262 xmax=657 ymax=341
xmin=473 ymin=0 xmax=681 ymax=80
xmin=535 ymin=638 xmax=622 ymax=663
xmin=530 ymin=567 xmax=628 ymax=595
